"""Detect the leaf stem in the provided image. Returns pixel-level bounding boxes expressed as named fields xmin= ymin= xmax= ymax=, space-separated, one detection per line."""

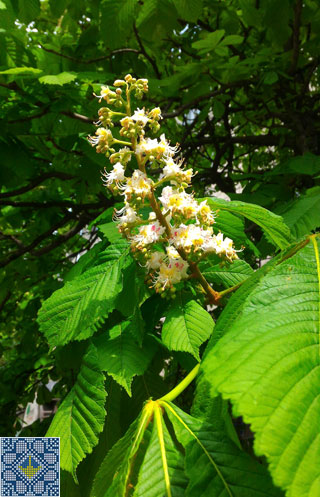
xmin=219 ymin=281 xmax=243 ymax=298
xmin=159 ymin=363 xmax=200 ymax=402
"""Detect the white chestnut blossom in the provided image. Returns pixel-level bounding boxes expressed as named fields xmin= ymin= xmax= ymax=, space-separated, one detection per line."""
xmin=154 ymin=258 xmax=189 ymax=289
xmin=159 ymin=187 xmax=198 ymax=219
xmin=203 ymin=232 xmax=238 ymax=260
xmin=160 ymin=158 xmax=193 ymax=184
xmin=136 ymin=133 xmax=178 ymax=158
xmin=102 ymin=162 xmax=125 ymax=187
xmin=132 ymin=108 xmax=150 ymax=125
xmin=113 ymin=203 xmax=139 ymax=225
xmin=146 ymin=251 xmax=165 ymax=270
xmin=132 ymin=221 xmax=165 ymax=248
xmin=121 ymin=170 xmax=153 ymax=199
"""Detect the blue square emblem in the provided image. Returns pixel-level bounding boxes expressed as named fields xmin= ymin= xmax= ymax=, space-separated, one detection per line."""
xmin=0 ymin=438 xmax=59 ymax=497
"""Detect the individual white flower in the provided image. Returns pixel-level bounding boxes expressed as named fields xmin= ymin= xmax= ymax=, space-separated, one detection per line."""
xmin=160 ymin=157 xmax=193 ymax=184
xmin=131 ymin=221 xmax=165 ymax=248
xmin=88 ymin=127 xmax=113 ymax=147
xmin=113 ymin=203 xmax=139 ymax=225
xmin=122 ymin=170 xmax=153 ymax=199
xmin=159 ymin=187 xmax=198 ymax=219
xmin=197 ymin=200 xmax=215 ymax=225
xmin=132 ymin=108 xmax=150 ymax=125
xmin=161 ymin=158 xmax=182 ymax=179
xmin=166 ymin=245 xmax=180 ymax=260
xmin=148 ymin=211 xmax=157 ymax=221
xmin=102 ymin=162 xmax=125 ymax=187
xmin=202 ymin=232 xmax=238 ymax=260
xmin=136 ymin=133 xmax=178 ymax=159
xmin=154 ymin=258 xmax=189 ymax=289
xmin=146 ymin=251 xmax=165 ymax=270
xmin=148 ymin=107 xmax=162 ymax=120
xmin=136 ymin=136 xmax=160 ymax=155
xmin=95 ymin=86 xmax=116 ymax=103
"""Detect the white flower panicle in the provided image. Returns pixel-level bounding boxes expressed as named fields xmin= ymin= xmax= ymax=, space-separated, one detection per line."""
xmin=90 ymin=74 xmax=239 ymax=297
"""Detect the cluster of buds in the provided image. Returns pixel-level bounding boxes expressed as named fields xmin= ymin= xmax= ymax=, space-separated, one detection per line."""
xmin=89 ymin=75 xmax=239 ymax=297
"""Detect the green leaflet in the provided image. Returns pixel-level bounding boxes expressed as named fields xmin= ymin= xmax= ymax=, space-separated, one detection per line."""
xmin=46 ymin=344 xmax=106 ymax=479
xmin=172 ymin=0 xmax=203 ymax=22
xmin=202 ymin=236 xmax=320 ymax=497
xmin=199 ymin=258 xmax=253 ymax=288
xmin=39 ymin=72 xmax=77 ymax=85
xmin=94 ymin=322 xmax=157 ymax=395
xmin=93 ymin=407 xmax=152 ymax=497
xmin=163 ymin=402 xmax=283 ymax=497
xmin=162 ymin=296 xmax=214 ymax=360
xmin=133 ymin=403 xmax=188 ymax=496
xmin=37 ymin=240 xmax=131 ymax=347
xmin=205 ymin=196 xmax=291 ymax=249
xmin=281 ymin=187 xmax=320 ymax=239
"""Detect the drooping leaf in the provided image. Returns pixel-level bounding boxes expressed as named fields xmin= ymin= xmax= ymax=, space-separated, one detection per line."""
xmin=46 ymin=344 xmax=106 ymax=478
xmin=163 ymin=401 xmax=283 ymax=497
xmin=162 ymin=295 xmax=214 ymax=360
xmin=93 ymin=407 xmax=152 ymax=497
xmin=133 ymin=403 xmax=188 ymax=496
xmin=205 ymin=197 xmax=291 ymax=249
xmin=202 ymin=236 xmax=320 ymax=497
xmin=37 ymin=240 xmax=131 ymax=347
xmin=94 ymin=322 xmax=157 ymax=395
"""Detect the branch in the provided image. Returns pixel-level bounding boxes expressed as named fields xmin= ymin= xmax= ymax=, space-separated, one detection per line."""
xmin=60 ymin=111 xmax=93 ymax=124
xmin=133 ymin=24 xmax=161 ymax=79
xmin=0 ymin=212 xmax=76 ymax=268
xmin=290 ymin=0 xmax=303 ymax=74
xmin=0 ymin=200 xmax=106 ymax=209
xmin=8 ymin=108 xmax=49 ymax=124
xmin=39 ymin=44 xmax=139 ymax=64
xmin=0 ymin=172 xmax=75 ymax=199
xmin=31 ymin=214 xmax=90 ymax=256
xmin=162 ymin=81 xmax=249 ymax=119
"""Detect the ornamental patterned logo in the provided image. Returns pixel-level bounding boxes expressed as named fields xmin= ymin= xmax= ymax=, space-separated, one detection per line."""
xmin=0 ymin=438 xmax=59 ymax=497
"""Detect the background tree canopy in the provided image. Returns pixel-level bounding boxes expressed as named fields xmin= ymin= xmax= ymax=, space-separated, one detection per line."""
xmin=0 ymin=0 xmax=319 ymax=452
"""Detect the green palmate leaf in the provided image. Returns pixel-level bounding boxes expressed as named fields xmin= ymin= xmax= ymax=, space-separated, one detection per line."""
xmin=172 ymin=0 xmax=203 ymax=22
xmin=205 ymin=197 xmax=291 ymax=249
xmin=162 ymin=296 xmax=214 ymax=360
xmin=100 ymin=0 xmax=137 ymax=48
xmin=94 ymin=321 xmax=157 ymax=395
xmin=163 ymin=402 xmax=283 ymax=497
xmin=93 ymin=407 xmax=151 ymax=497
xmin=199 ymin=258 xmax=253 ymax=288
xmin=39 ymin=72 xmax=77 ymax=85
xmin=46 ymin=344 xmax=106 ymax=478
xmin=133 ymin=403 xmax=188 ymax=496
xmin=192 ymin=30 xmax=225 ymax=53
xmin=37 ymin=240 xmax=131 ymax=347
xmin=202 ymin=236 xmax=320 ymax=497
xmin=281 ymin=188 xmax=320 ymax=239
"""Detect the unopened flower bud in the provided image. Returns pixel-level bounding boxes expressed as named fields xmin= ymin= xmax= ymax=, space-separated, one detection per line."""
xmin=114 ymin=79 xmax=126 ymax=87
